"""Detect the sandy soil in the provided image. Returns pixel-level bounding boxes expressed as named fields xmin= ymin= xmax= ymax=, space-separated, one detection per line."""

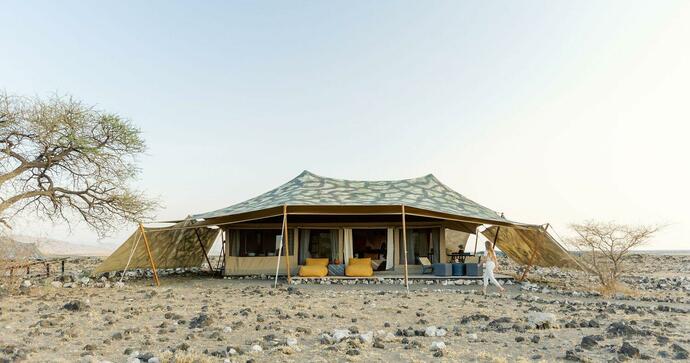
xmin=0 ymin=255 xmax=688 ymax=363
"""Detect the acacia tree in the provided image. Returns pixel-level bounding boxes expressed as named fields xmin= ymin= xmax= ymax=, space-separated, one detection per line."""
xmin=569 ymin=221 xmax=661 ymax=289
xmin=0 ymin=92 xmax=157 ymax=236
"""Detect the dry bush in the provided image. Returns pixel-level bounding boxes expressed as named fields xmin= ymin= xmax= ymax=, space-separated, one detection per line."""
xmin=158 ymin=350 xmax=213 ymax=363
xmin=568 ymin=220 xmax=662 ymax=294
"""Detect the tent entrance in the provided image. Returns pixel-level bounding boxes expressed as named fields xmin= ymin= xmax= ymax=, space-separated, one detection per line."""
xmin=399 ymin=228 xmax=441 ymax=264
xmin=297 ymin=229 xmax=338 ymax=264
xmin=351 ymin=228 xmax=389 ymax=271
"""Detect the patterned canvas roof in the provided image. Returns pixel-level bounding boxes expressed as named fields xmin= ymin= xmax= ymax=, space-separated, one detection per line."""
xmin=194 ymin=171 xmax=507 ymax=223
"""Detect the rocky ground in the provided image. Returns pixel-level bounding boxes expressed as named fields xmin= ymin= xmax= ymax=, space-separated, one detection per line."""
xmin=0 ymin=254 xmax=688 ymax=362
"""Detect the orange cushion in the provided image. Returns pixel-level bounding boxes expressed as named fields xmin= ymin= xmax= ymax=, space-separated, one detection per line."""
xmin=298 ymin=265 xmax=328 ymax=277
xmin=348 ymin=258 xmax=372 ymax=266
xmin=305 ymin=258 xmax=329 ymax=267
xmin=345 ymin=264 xmax=373 ymax=277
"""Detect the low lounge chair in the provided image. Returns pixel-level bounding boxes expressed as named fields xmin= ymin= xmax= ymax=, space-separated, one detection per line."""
xmin=345 ymin=258 xmax=374 ymax=277
xmin=298 ymin=258 xmax=329 ymax=277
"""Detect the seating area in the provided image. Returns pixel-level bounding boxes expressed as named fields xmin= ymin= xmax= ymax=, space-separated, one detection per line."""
xmin=345 ymin=258 xmax=374 ymax=277
xmin=297 ymin=255 xmax=491 ymax=279
xmin=297 ymin=257 xmax=375 ymax=278
xmin=297 ymin=258 xmax=329 ymax=277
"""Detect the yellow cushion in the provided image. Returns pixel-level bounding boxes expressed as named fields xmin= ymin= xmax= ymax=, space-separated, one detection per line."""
xmin=298 ymin=265 xmax=328 ymax=277
xmin=348 ymin=258 xmax=372 ymax=266
xmin=305 ymin=258 xmax=329 ymax=267
xmin=345 ymin=264 xmax=373 ymax=277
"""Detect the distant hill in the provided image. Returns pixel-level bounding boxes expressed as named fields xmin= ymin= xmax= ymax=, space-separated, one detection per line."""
xmin=10 ymin=235 xmax=115 ymax=257
xmin=0 ymin=237 xmax=44 ymax=260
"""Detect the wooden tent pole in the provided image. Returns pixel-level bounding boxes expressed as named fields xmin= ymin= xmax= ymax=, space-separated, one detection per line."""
xmin=518 ymin=250 xmax=538 ymax=282
xmin=473 ymin=226 xmax=479 ymax=255
xmin=283 ymin=205 xmax=292 ymax=284
xmin=216 ymin=231 xmax=225 ymax=271
xmin=194 ymin=228 xmax=214 ymax=273
xmin=493 ymin=226 xmax=501 ymax=251
xmin=273 ymin=214 xmax=286 ymax=288
xmin=401 ymin=205 xmax=409 ymax=293
xmin=139 ymin=223 xmax=160 ymax=287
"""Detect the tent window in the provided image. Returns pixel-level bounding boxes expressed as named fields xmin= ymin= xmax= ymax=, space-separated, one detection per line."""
xmin=237 ymin=229 xmax=292 ymax=257
xmin=399 ymin=228 xmax=439 ymax=264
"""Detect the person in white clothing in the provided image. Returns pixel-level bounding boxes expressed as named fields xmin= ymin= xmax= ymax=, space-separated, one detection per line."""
xmin=482 ymin=241 xmax=505 ymax=294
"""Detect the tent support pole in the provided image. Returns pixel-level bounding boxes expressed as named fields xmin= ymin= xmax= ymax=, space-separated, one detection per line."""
xmin=216 ymin=231 xmax=225 ymax=271
xmin=493 ymin=226 xmax=501 ymax=251
xmin=401 ymin=205 xmax=409 ymax=293
xmin=518 ymin=251 xmax=537 ymax=282
xmin=194 ymin=228 xmax=214 ymax=274
xmin=273 ymin=216 xmax=285 ymax=288
xmin=139 ymin=223 xmax=160 ymax=287
xmin=473 ymin=226 xmax=479 ymax=255
xmin=283 ymin=205 xmax=292 ymax=284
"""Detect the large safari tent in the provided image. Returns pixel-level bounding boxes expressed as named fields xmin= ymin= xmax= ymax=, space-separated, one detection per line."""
xmin=95 ymin=171 xmax=579 ymax=285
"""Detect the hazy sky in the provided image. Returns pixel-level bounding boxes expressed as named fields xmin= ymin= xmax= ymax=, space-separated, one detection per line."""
xmin=2 ymin=1 xmax=689 ymax=250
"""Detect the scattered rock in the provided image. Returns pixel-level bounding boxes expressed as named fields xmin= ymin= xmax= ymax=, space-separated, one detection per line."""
xmin=606 ymin=322 xmax=639 ymax=337
xmin=332 ymin=329 xmax=350 ymax=342
xmin=430 ymin=341 xmax=446 ymax=351
xmin=189 ymin=313 xmax=212 ymax=329
xmin=424 ymin=326 xmax=447 ymax=337
xmin=671 ymin=344 xmax=689 ymax=360
xmin=359 ymin=331 xmax=373 ymax=344
xmin=346 ymin=349 xmax=360 ymax=356
xmin=618 ymin=341 xmax=640 ymax=359
xmin=527 ymin=312 xmax=558 ymax=329
xmin=63 ymin=300 xmax=88 ymax=312
xmin=564 ymin=350 xmax=587 ymax=362
xmin=580 ymin=335 xmax=601 ymax=350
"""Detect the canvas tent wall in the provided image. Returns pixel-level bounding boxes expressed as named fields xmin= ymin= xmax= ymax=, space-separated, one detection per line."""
xmin=94 ymin=220 xmax=219 ymax=275
xmin=482 ymin=225 xmax=583 ymax=270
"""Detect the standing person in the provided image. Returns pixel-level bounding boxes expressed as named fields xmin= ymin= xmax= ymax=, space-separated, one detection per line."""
xmin=483 ymin=241 xmax=505 ymax=294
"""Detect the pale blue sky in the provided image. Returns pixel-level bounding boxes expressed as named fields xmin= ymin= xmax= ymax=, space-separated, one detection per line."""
xmin=2 ymin=1 xmax=689 ymax=250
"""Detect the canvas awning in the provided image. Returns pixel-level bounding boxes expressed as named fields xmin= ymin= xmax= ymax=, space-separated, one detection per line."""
xmin=482 ymin=225 xmax=583 ymax=270
xmin=94 ymin=219 xmax=219 ymax=274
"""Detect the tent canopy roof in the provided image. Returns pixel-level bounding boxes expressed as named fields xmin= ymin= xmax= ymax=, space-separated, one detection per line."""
xmin=193 ymin=170 xmax=512 ymax=225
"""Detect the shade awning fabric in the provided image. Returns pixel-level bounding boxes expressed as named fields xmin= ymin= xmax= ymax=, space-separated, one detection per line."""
xmin=94 ymin=219 xmax=219 ymax=274
xmin=192 ymin=170 xmax=521 ymax=227
xmin=482 ymin=225 xmax=583 ymax=270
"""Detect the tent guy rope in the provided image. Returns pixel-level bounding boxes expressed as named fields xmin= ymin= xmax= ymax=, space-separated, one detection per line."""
xmin=118 ymin=230 xmax=143 ymax=284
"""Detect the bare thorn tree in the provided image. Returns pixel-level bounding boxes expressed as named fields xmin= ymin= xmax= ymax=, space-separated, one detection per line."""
xmin=0 ymin=92 xmax=158 ymax=236
xmin=569 ymin=221 xmax=662 ymax=291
